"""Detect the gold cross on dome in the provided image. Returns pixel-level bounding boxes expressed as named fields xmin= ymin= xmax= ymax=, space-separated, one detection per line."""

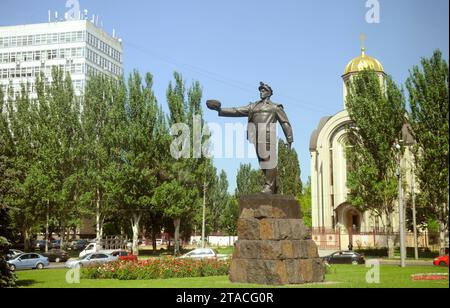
xmin=360 ymin=33 xmax=366 ymax=50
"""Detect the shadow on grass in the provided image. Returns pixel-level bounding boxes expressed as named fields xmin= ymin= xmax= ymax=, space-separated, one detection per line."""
xmin=16 ymin=279 xmax=39 ymax=287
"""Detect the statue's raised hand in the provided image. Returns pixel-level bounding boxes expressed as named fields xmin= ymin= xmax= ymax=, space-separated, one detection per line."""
xmin=206 ymin=100 xmax=222 ymax=112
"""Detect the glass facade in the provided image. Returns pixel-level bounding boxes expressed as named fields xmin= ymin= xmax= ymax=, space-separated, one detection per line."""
xmin=0 ymin=31 xmax=85 ymax=48
xmin=0 ymin=24 xmax=123 ymax=97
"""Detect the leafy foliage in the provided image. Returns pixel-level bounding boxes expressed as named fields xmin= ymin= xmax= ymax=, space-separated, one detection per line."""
xmin=406 ymin=50 xmax=449 ymax=247
xmin=345 ymin=69 xmax=406 ymax=256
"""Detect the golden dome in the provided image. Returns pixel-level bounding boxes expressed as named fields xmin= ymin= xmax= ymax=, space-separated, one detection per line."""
xmin=344 ymin=48 xmax=384 ymax=75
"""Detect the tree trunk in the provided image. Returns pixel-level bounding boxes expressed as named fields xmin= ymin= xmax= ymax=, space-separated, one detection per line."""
xmin=439 ymin=221 xmax=447 ymax=256
xmin=95 ymin=187 xmax=101 ymax=251
xmin=60 ymin=223 xmax=64 ymax=251
xmin=23 ymin=228 xmax=31 ymax=252
xmin=386 ymin=214 xmax=394 ymax=258
xmin=131 ymin=213 xmax=142 ymax=256
xmin=439 ymin=202 xmax=449 ymax=256
xmin=45 ymin=201 xmax=49 ymax=252
xmin=174 ymin=218 xmax=181 ymax=256
xmin=151 ymin=230 xmax=157 ymax=254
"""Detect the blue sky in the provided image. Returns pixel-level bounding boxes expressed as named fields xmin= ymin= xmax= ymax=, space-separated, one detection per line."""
xmin=1 ymin=0 xmax=448 ymax=193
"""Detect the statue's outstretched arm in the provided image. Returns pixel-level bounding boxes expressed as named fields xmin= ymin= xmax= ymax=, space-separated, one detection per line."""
xmin=207 ymin=100 xmax=252 ymax=118
xmin=219 ymin=105 xmax=252 ymax=117
xmin=276 ymin=105 xmax=294 ymax=145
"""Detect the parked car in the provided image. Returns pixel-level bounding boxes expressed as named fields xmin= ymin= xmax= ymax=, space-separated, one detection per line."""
xmin=42 ymin=249 xmax=70 ymax=263
xmin=433 ymin=255 xmax=449 ymax=267
xmin=33 ymin=240 xmax=50 ymax=251
xmin=79 ymin=243 xmax=117 ymax=258
xmin=68 ymin=239 xmax=89 ymax=251
xmin=7 ymin=253 xmax=49 ymax=271
xmin=178 ymin=248 xmax=229 ymax=260
xmin=323 ymin=251 xmax=365 ymax=265
xmin=65 ymin=253 xmax=116 ymax=269
xmin=126 ymin=240 xmax=144 ymax=250
xmin=111 ymin=250 xmax=138 ymax=262
xmin=6 ymin=249 xmax=23 ymax=260
xmin=50 ymin=240 xmax=61 ymax=249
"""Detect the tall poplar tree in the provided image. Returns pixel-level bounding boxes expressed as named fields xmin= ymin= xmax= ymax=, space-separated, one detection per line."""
xmin=345 ymin=69 xmax=405 ymax=257
xmin=277 ymin=139 xmax=302 ymax=196
xmin=406 ymin=50 xmax=449 ymax=254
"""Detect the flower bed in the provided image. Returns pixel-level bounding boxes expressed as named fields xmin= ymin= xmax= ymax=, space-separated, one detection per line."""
xmin=82 ymin=257 xmax=230 ymax=280
xmin=411 ymin=273 xmax=449 ymax=281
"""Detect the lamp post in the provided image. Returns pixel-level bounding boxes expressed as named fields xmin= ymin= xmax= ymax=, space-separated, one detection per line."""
xmin=45 ymin=199 xmax=49 ymax=253
xmin=410 ymin=151 xmax=419 ymax=260
xmin=202 ymin=178 xmax=206 ymax=249
xmin=396 ymin=141 xmax=406 ymax=268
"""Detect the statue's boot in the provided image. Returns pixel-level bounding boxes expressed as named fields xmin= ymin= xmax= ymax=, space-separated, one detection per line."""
xmin=261 ymin=168 xmax=277 ymax=194
xmin=261 ymin=185 xmax=273 ymax=194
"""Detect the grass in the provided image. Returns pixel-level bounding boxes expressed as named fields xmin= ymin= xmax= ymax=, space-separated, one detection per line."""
xmin=15 ymin=265 xmax=448 ymax=288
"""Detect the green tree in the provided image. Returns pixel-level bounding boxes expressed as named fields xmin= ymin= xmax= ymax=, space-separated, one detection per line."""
xmin=277 ymin=139 xmax=302 ymax=196
xmin=37 ymin=69 xmax=83 ymax=249
xmin=406 ymin=50 xmax=449 ymax=254
xmin=220 ymin=196 xmax=239 ymax=238
xmin=0 ymin=236 xmax=16 ymax=288
xmin=235 ymin=163 xmax=264 ymax=198
xmin=5 ymin=82 xmax=43 ymax=251
xmin=345 ymin=69 xmax=405 ymax=257
xmin=209 ymin=170 xmax=231 ymax=233
xmin=114 ymin=71 xmax=167 ymax=255
xmin=299 ymin=178 xmax=312 ymax=228
xmin=163 ymin=72 xmax=207 ymax=255
xmin=81 ymin=74 xmax=122 ymax=245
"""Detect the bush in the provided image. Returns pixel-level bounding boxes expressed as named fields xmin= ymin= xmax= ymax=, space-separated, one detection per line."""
xmin=356 ymin=248 xmax=388 ymax=257
xmin=0 ymin=236 xmax=16 ymax=288
xmin=82 ymin=257 xmax=230 ymax=281
xmin=355 ymin=247 xmax=440 ymax=258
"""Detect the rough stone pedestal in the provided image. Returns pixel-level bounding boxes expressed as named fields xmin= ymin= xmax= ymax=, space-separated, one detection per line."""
xmin=229 ymin=194 xmax=325 ymax=285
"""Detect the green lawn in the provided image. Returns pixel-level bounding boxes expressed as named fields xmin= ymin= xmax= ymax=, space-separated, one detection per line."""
xmin=15 ymin=265 xmax=448 ymax=288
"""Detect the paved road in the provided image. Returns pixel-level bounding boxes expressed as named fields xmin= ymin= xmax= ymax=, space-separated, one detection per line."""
xmin=48 ymin=262 xmax=66 ymax=269
xmin=318 ymin=250 xmax=439 ymax=267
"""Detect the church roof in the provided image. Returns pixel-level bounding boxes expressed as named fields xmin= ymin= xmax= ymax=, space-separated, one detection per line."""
xmin=343 ymin=48 xmax=384 ymax=76
xmin=309 ymin=116 xmax=332 ymax=151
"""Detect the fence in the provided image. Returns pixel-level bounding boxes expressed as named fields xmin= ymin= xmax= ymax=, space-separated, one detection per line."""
xmin=311 ymin=228 xmax=439 ymax=251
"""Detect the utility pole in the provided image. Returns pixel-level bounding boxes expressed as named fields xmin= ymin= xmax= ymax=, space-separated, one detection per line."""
xmin=45 ymin=200 xmax=49 ymax=253
xmin=202 ymin=176 xmax=207 ymax=249
xmin=411 ymin=154 xmax=419 ymax=260
xmin=396 ymin=142 xmax=406 ymax=268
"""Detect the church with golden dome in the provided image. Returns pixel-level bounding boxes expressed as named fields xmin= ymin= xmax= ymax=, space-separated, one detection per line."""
xmin=309 ymin=44 xmax=420 ymax=250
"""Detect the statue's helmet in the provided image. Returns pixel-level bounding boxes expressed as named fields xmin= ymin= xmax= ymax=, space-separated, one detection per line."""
xmin=258 ymin=82 xmax=273 ymax=96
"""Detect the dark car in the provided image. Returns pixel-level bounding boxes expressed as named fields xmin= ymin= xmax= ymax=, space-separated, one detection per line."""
xmin=68 ymin=239 xmax=88 ymax=251
xmin=42 ymin=249 xmax=70 ymax=263
xmin=50 ymin=240 xmax=61 ymax=249
xmin=33 ymin=240 xmax=51 ymax=251
xmin=323 ymin=251 xmax=365 ymax=265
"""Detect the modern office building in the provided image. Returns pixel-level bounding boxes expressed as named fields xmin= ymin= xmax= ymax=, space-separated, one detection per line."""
xmin=0 ymin=19 xmax=123 ymax=98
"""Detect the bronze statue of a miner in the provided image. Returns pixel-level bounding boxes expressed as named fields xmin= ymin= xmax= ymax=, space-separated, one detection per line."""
xmin=206 ymin=82 xmax=293 ymax=194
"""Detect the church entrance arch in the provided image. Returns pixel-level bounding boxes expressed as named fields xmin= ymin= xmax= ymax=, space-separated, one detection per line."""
xmin=335 ymin=203 xmax=363 ymax=248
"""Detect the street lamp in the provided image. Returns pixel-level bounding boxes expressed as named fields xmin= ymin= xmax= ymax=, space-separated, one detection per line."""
xmin=395 ymin=140 xmax=406 ymax=268
xmin=410 ymin=153 xmax=419 ymax=260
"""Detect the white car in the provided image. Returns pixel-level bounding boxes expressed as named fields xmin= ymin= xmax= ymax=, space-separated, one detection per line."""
xmin=7 ymin=249 xmax=23 ymax=259
xmin=178 ymin=248 xmax=229 ymax=260
xmin=65 ymin=253 xmax=117 ymax=269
